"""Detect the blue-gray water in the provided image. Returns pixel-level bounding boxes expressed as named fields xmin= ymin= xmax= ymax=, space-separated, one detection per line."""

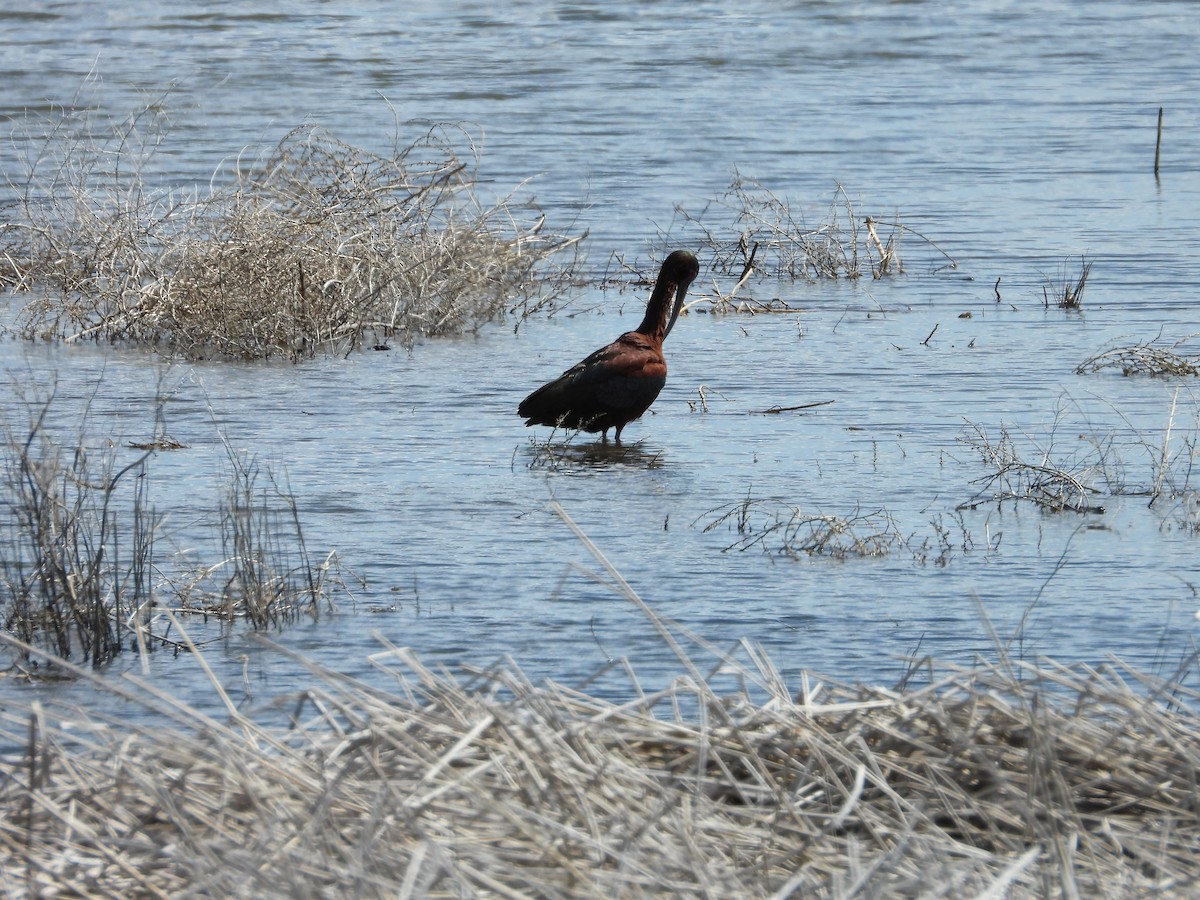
xmin=2 ymin=1 xmax=1199 ymax=718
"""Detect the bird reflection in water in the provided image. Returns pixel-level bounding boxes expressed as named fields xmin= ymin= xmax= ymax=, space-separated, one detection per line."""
xmin=525 ymin=436 xmax=669 ymax=471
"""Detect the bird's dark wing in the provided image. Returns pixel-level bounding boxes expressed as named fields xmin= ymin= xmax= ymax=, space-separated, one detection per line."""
xmin=519 ymin=333 xmax=666 ymax=428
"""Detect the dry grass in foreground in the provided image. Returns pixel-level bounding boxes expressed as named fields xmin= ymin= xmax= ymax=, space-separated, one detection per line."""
xmin=1 ymin=627 xmax=1198 ymax=896
xmin=1 ymin=504 xmax=1198 ymax=897
xmin=2 ymin=98 xmax=581 ymax=360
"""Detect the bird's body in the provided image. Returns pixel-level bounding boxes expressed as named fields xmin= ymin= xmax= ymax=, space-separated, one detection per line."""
xmin=519 ymin=250 xmax=699 ymax=443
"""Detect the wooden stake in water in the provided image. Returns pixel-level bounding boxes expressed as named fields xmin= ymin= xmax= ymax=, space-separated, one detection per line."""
xmin=1154 ymin=106 xmax=1163 ymax=176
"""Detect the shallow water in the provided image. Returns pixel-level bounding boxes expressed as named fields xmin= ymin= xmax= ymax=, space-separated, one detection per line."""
xmin=2 ymin=0 xmax=1200 ymax=719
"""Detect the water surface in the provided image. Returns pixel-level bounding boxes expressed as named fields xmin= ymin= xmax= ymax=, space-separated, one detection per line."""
xmin=2 ymin=0 xmax=1199 ymax=717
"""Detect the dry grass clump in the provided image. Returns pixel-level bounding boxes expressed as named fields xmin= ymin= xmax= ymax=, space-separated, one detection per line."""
xmin=699 ymin=497 xmax=904 ymax=558
xmin=1 ymin=619 xmax=1198 ymax=895
xmin=662 ymin=174 xmax=955 ymax=289
xmin=670 ymin=176 xmax=896 ymax=281
xmin=961 ymin=393 xmax=1200 ymax=527
xmin=168 ymin=444 xmax=340 ymax=629
xmin=695 ymin=494 xmax=977 ymax=566
xmin=2 ymin=101 xmax=582 ymax=360
xmin=0 ymin=393 xmax=155 ymax=667
xmin=1043 ymin=256 xmax=1092 ymax=309
xmin=1076 ymin=334 xmax=1200 ymax=377
xmin=0 ymin=391 xmax=336 ymax=670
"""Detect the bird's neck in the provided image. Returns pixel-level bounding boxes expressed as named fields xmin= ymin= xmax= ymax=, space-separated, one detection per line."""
xmin=635 ymin=279 xmax=677 ymax=340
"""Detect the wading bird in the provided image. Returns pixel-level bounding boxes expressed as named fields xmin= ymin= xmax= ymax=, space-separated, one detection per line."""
xmin=519 ymin=249 xmax=700 ymax=443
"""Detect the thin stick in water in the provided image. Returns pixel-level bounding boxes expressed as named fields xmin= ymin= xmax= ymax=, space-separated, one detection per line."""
xmin=1155 ymin=106 xmax=1163 ymax=176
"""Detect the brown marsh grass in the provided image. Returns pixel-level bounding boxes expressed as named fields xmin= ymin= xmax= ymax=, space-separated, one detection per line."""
xmin=0 ymin=504 xmax=1197 ymax=897
xmin=2 ymin=99 xmax=583 ymax=360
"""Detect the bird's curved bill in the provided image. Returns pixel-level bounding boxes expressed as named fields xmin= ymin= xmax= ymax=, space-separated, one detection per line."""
xmin=664 ymin=284 xmax=687 ymax=339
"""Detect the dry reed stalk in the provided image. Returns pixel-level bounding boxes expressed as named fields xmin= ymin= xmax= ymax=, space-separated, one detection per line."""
xmin=0 ymin=390 xmax=339 ymax=670
xmin=864 ymin=216 xmax=899 ymax=278
xmin=0 ymin=391 xmax=155 ymax=667
xmin=3 ymin=102 xmax=583 ymax=360
xmin=1155 ymin=107 xmax=1164 ymax=177
xmin=165 ymin=445 xmax=341 ymax=628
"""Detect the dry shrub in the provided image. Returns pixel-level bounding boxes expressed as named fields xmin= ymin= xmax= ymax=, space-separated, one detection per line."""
xmin=1076 ymin=334 xmax=1200 ymax=377
xmin=3 ymin=101 xmax=582 ymax=360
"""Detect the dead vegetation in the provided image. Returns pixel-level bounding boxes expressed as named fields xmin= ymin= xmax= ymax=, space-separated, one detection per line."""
xmin=697 ymin=497 xmax=977 ymax=567
xmin=0 ymin=390 xmax=337 ymax=670
xmin=658 ymin=174 xmax=955 ymax=297
xmin=171 ymin=442 xmax=340 ymax=628
xmin=1 ymin=508 xmax=1197 ymax=896
xmin=1 ymin=98 xmax=582 ymax=360
xmin=1043 ymin=256 xmax=1092 ymax=309
xmin=958 ymin=424 xmax=1105 ymax=514
xmin=1076 ymin=333 xmax=1200 ymax=377
xmin=670 ymin=176 xmax=898 ymax=282
xmin=699 ymin=497 xmax=905 ymax=558
xmin=0 ymin=391 xmax=155 ymax=667
xmin=960 ymin=389 xmax=1200 ymax=524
